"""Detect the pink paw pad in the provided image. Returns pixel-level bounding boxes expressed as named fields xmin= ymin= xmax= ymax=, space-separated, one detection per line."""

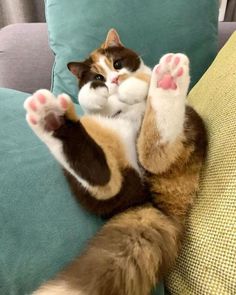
xmin=158 ymin=74 xmax=177 ymax=90
xmin=37 ymin=93 xmax=46 ymax=104
xmin=174 ymin=56 xmax=180 ymax=66
xmin=155 ymin=65 xmax=161 ymax=74
xmin=59 ymin=96 xmax=68 ymax=110
xmin=177 ymin=67 xmax=184 ymax=77
xmin=165 ymin=54 xmax=173 ymax=63
xmin=29 ymin=100 xmax=37 ymax=111
xmin=29 ymin=115 xmax=37 ymax=125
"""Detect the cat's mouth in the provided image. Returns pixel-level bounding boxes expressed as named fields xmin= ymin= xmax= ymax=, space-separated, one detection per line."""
xmin=112 ymin=110 xmax=122 ymax=118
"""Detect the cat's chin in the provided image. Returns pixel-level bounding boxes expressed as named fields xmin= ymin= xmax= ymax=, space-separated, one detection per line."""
xmin=111 ymin=110 xmax=122 ymax=118
xmin=107 ymin=83 xmax=118 ymax=95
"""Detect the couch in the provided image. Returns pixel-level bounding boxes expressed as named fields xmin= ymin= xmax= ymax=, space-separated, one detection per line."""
xmin=0 ymin=22 xmax=236 ymax=295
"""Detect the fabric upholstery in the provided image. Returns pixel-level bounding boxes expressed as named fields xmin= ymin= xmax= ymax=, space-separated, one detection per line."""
xmin=0 ymin=0 xmax=45 ymax=29
xmin=166 ymin=32 xmax=236 ymax=295
xmin=0 ymin=23 xmax=54 ymax=93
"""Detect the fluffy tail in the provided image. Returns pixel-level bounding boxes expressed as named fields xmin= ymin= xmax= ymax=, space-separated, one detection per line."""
xmin=33 ymin=205 xmax=182 ymax=295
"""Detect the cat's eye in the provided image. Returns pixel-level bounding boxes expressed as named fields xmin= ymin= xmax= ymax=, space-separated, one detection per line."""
xmin=94 ymin=74 xmax=105 ymax=81
xmin=113 ymin=60 xmax=123 ymax=70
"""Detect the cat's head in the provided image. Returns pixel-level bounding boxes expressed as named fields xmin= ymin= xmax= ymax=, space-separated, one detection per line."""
xmin=67 ymin=29 xmax=151 ymax=116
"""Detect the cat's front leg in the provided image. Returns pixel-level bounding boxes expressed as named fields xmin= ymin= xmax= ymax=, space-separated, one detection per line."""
xmin=118 ymin=74 xmax=150 ymax=105
xmin=78 ymin=81 xmax=109 ymax=114
xmin=138 ymin=53 xmax=190 ymax=174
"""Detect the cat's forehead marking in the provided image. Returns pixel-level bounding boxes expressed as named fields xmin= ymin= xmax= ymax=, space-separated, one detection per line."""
xmin=91 ymin=63 xmax=106 ymax=77
xmin=104 ymin=57 xmax=113 ymax=70
xmin=98 ymin=56 xmax=114 ymax=77
xmin=90 ymin=51 xmax=114 ymax=77
xmin=90 ymin=50 xmax=101 ymax=62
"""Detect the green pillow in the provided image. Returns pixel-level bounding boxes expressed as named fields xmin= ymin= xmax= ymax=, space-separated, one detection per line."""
xmin=0 ymin=88 xmax=164 ymax=294
xmin=45 ymin=0 xmax=218 ymax=103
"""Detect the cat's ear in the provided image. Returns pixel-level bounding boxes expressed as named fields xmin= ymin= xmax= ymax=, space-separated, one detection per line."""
xmin=102 ymin=28 xmax=123 ymax=49
xmin=67 ymin=62 xmax=88 ymax=79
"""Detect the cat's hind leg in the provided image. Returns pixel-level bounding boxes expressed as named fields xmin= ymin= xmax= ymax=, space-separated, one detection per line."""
xmin=138 ymin=53 xmax=191 ymax=174
xmin=24 ymin=90 xmax=147 ymax=217
xmin=24 ymin=90 xmax=80 ymax=176
xmin=138 ymin=53 xmax=207 ymax=220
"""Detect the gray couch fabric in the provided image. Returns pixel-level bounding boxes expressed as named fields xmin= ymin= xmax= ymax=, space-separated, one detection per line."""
xmin=0 ymin=22 xmax=236 ymax=94
xmin=218 ymin=21 xmax=236 ymax=49
xmin=0 ymin=0 xmax=45 ymax=29
xmin=0 ymin=23 xmax=54 ymax=93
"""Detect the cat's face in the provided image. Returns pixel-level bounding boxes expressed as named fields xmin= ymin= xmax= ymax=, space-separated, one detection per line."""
xmin=68 ymin=30 xmax=141 ymax=91
xmin=68 ymin=29 xmax=151 ymax=116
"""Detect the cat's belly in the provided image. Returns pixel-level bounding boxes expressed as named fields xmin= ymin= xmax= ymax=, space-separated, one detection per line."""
xmin=90 ymin=115 xmax=141 ymax=174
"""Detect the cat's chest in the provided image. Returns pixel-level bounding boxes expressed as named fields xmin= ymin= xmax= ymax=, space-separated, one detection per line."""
xmin=92 ymin=115 xmax=141 ymax=173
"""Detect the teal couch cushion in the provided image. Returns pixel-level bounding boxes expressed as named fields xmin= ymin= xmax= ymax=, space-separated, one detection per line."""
xmin=0 ymin=88 xmax=164 ymax=295
xmin=0 ymin=88 xmax=103 ymax=294
xmin=45 ymin=0 xmax=218 ymax=103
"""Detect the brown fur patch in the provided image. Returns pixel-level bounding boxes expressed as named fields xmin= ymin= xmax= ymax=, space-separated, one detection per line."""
xmin=42 ymin=205 xmax=182 ymax=295
xmin=65 ymin=98 xmax=79 ymax=122
xmin=80 ymin=116 xmax=131 ymax=199
xmin=102 ymin=46 xmax=141 ymax=72
xmin=64 ymin=168 xmax=149 ymax=217
xmin=90 ymin=80 xmax=107 ymax=89
xmin=53 ymin=118 xmax=111 ymax=187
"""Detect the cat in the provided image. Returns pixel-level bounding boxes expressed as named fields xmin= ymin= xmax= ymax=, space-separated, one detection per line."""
xmin=24 ymin=29 xmax=207 ymax=295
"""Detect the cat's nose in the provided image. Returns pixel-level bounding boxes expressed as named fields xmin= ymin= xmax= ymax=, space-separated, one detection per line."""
xmin=111 ymin=76 xmax=119 ymax=84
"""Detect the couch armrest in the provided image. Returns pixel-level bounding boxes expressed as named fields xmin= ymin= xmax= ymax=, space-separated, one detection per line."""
xmin=218 ymin=22 xmax=236 ymax=50
xmin=0 ymin=23 xmax=54 ymax=93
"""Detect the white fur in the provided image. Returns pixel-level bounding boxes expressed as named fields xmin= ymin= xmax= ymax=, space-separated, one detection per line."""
xmin=149 ymin=53 xmax=190 ymax=144
xmin=91 ymin=115 xmax=143 ymax=173
xmin=78 ymin=81 xmax=108 ymax=114
xmin=118 ymin=77 xmax=149 ymax=104
xmin=32 ymin=281 xmax=85 ymax=295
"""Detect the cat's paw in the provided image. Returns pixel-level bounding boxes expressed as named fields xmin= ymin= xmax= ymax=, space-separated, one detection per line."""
xmin=150 ymin=53 xmax=190 ymax=98
xmin=149 ymin=54 xmax=190 ymax=144
xmin=78 ymin=81 xmax=109 ymax=113
xmin=118 ymin=77 xmax=149 ymax=105
xmin=24 ymin=90 xmax=72 ymax=139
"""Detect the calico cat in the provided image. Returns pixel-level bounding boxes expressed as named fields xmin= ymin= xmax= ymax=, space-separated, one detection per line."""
xmin=24 ymin=29 xmax=207 ymax=295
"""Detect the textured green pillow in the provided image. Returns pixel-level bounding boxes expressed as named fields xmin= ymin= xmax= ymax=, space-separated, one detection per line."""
xmin=166 ymin=33 xmax=236 ymax=295
xmin=0 ymin=88 xmax=164 ymax=294
xmin=45 ymin=0 xmax=218 ymax=103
